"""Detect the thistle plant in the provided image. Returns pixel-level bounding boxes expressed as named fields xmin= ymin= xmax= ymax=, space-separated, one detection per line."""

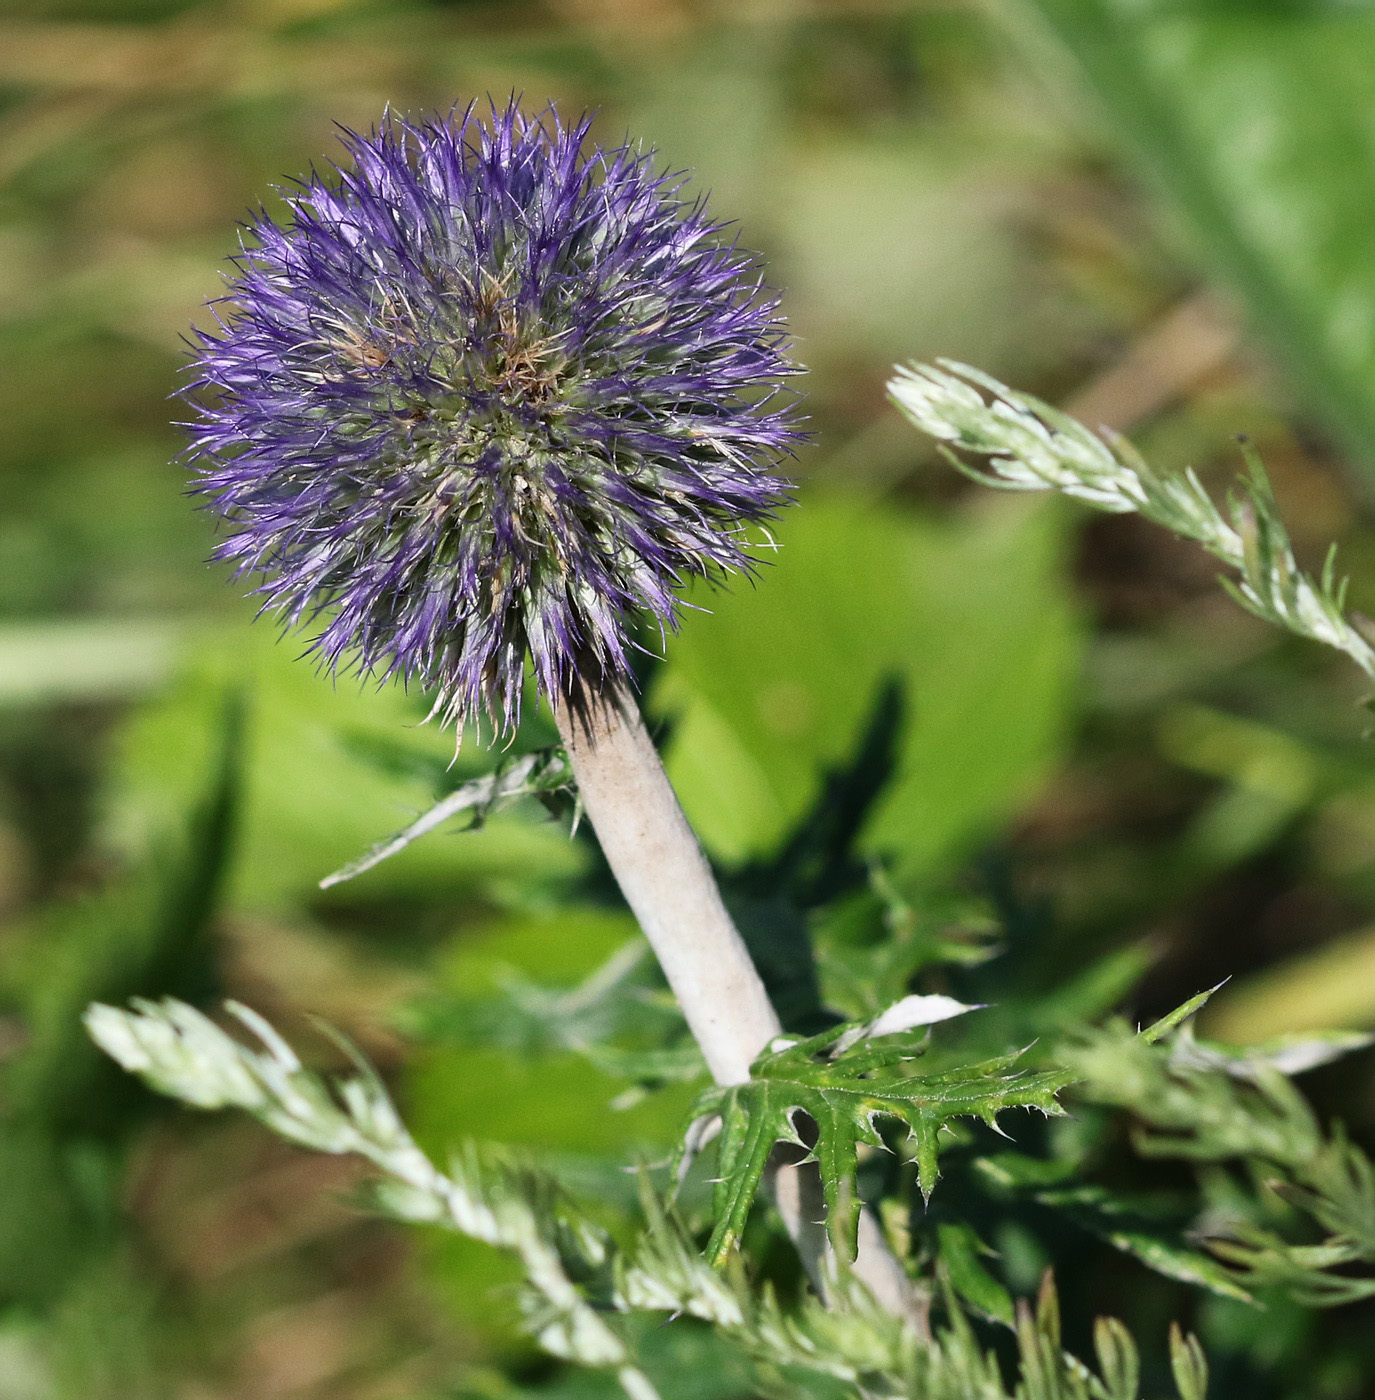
xmin=179 ymin=100 xmax=906 ymax=1306
xmin=83 ymin=104 xmax=1375 ymax=1400
xmin=185 ymin=100 xmax=798 ymax=1059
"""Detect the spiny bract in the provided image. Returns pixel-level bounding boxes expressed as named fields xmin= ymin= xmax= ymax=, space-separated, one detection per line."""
xmin=188 ymin=101 xmax=800 ymax=728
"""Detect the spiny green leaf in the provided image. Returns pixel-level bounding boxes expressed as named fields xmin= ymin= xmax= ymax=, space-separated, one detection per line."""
xmin=676 ymin=1021 xmax=1071 ymax=1265
xmin=1139 ymin=983 xmax=1224 ymax=1044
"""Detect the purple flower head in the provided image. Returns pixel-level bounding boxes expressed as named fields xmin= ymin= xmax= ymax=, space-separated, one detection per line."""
xmin=187 ymin=101 xmax=800 ymax=729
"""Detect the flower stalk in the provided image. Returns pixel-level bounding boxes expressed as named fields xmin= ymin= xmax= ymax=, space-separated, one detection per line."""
xmin=553 ymin=683 xmax=776 ymax=1086
xmin=555 ymin=680 xmax=916 ymax=1319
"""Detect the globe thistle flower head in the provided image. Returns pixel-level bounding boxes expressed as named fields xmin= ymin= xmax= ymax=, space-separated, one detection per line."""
xmin=187 ymin=101 xmax=800 ymax=730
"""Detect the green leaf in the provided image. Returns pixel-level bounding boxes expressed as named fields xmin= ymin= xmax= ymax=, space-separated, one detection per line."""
xmin=406 ymin=909 xmax=700 ymax=1156
xmin=1139 ymin=984 xmax=1224 ymax=1044
xmin=677 ymin=1022 xmax=1071 ymax=1265
xmin=731 ymin=671 xmax=905 ymax=913
xmin=660 ymin=491 xmax=1079 ymax=878
xmin=1060 ymin=1009 xmax=1325 ymax=1168
xmin=1207 ymin=1230 xmax=1375 ymax=1308
xmin=403 ymin=933 xmax=702 ymax=1088
xmin=812 ymin=873 xmax=998 ymax=1023
xmin=1024 ymin=0 xmax=1375 ymax=472
xmin=936 ymin=1220 xmax=1015 ymax=1326
xmin=403 ymin=909 xmax=703 ymax=1345
xmin=973 ymin=1152 xmax=1255 ymax=1304
xmin=1092 ymin=1316 xmax=1140 ymax=1400
xmin=1033 ymin=1184 xmax=1254 ymax=1304
xmin=105 ymin=626 xmax=583 ymax=911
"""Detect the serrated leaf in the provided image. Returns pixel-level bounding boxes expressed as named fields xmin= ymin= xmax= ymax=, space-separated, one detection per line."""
xmin=675 ymin=1022 xmax=1071 ymax=1265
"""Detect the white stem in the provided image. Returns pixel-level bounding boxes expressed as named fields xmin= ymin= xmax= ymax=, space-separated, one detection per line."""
xmin=554 ymin=683 xmax=919 ymax=1323
xmin=555 ymin=684 xmax=777 ymax=1084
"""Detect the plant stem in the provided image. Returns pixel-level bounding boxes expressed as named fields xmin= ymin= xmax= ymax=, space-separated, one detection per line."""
xmin=554 ymin=681 xmax=777 ymax=1084
xmin=553 ymin=681 xmax=917 ymax=1321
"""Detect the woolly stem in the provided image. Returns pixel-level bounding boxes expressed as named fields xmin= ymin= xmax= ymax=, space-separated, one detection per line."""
xmin=553 ymin=681 xmax=917 ymax=1322
xmin=554 ymin=681 xmax=776 ymax=1084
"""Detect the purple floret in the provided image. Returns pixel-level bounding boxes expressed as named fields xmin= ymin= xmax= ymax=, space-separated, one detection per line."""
xmin=186 ymin=100 xmax=800 ymax=729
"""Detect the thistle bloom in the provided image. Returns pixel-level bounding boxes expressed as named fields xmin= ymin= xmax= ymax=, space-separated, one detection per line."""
xmin=188 ymin=102 xmax=799 ymax=728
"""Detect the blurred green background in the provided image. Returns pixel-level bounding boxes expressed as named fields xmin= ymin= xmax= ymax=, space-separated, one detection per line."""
xmin=7 ymin=0 xmax=1375 ymax=1393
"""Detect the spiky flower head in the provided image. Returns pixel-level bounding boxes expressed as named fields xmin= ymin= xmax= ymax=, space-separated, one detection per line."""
xmin=187 ymin=101 xmax=799 ymax=729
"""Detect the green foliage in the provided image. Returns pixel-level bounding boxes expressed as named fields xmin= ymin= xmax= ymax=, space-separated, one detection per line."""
xmin=973 ymin=1153 xmax=1255 ymax=1305
xmin=934 ymin=1219 xmax=1015 ymax=1327
xmin=14 ymin=1 xmax=1375 ymax=1393
xmin=90 ymin=994 xmax=1216 ymax=1400
xmin=105 ymin=629 xmax=582 ymax=911
xmin=659 ymin=491 xmax=1080 ymax=878
xmin=890 ymin=362 xmax=1375 ymax=682
xmin=402 ymin=908 xmax=699 ymax=1150
xmin=811 ymin=870 xmax=998 ymax=1024
xmin=407 ymin=931 xmax=700 ymax=1090
xmin=287 ymin=644 xmax=1375 ymax=1395
xmin=87 ymin=996 xmax=658 ymax=1395
xmin=1061 ymin=1013 xmax=1375 ymax=1308
xmin=730 ymin=1268 xmax=1207 ymax=1400
xmin=320 ymin=745 xmax=574 ymax=890
xmin=677 ymin=1021 xmax=1071 ymax=1265
xmin=66 ymin=476 xmax=1375 ymax=1396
